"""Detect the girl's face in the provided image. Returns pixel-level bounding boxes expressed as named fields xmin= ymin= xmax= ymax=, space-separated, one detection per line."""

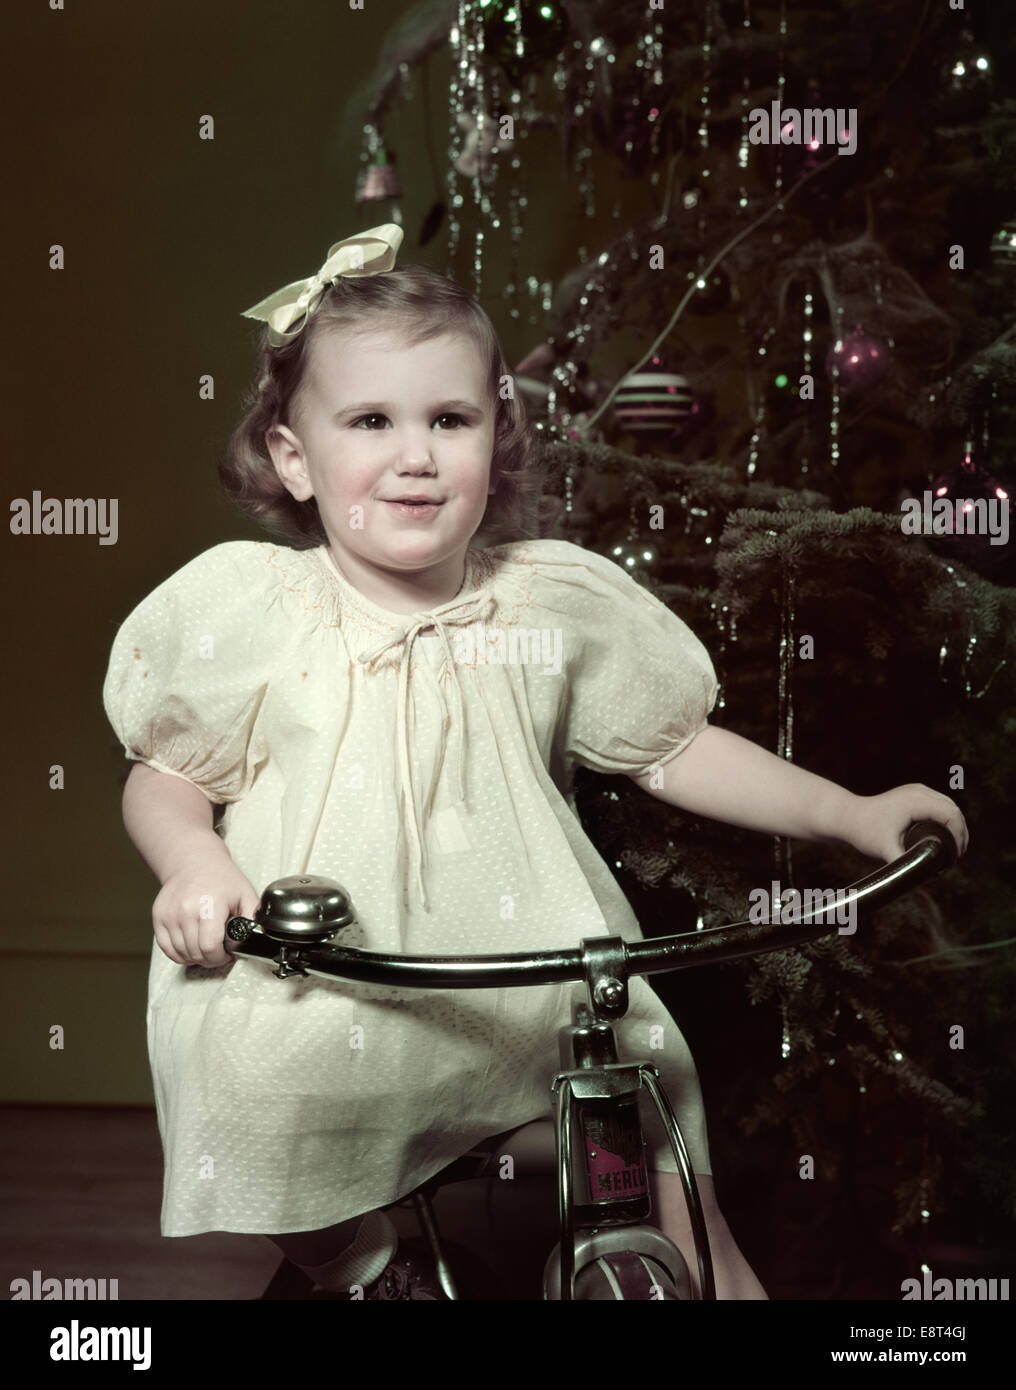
xmin=267 ymin=325 xmax=497 ymax=606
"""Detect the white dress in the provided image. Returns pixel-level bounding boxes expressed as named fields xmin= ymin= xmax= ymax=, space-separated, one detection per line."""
xmin=103 ymin=537 xmax=720 ymax=1237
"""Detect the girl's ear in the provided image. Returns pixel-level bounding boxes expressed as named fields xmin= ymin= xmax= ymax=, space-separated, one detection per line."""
xmin=266 ymin=424 xmax=314 ymax=502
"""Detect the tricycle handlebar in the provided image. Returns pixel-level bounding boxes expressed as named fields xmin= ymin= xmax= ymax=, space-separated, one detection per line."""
xmin=225 ymin=820 xmax=956 ymax=990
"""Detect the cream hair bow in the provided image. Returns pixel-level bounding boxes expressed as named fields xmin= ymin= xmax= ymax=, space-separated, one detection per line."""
xmin=241 ymin=223 xmax=404 ymax=346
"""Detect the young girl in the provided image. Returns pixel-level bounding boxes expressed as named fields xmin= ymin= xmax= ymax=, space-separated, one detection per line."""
xmin=103 ymin=224 xmax=967 ymax=1301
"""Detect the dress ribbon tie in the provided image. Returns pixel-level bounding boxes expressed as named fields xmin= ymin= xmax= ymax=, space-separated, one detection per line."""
xmin=359 ymin=592 xmax=496 ymax=910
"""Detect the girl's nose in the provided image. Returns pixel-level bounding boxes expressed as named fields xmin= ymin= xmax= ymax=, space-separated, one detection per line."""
xmin=396 ymin=431 xmax=435 ymax=469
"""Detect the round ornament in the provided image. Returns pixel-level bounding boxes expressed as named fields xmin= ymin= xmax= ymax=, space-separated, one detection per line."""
xmin=612 ymin=355 xmax=696 ymax=437
xmin=356 ymin=148 xmax=401 ymax=202
xmin=924 ymin=453 xmax=1011 ymax=573
xmin=825 ymin=324 xmax=890 ymax=392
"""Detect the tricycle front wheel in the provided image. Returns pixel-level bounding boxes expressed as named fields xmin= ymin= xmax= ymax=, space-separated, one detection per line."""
xmin=572 ymin=1250 xmax=686 ymax=1300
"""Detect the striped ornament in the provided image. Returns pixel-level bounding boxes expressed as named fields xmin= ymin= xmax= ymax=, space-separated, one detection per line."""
xmin=612 ymin=357 xmax=695 ymax=435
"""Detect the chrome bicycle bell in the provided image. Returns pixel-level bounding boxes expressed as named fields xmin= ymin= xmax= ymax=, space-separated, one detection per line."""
xmin=231 ymin=874 xmax=356 ymax=945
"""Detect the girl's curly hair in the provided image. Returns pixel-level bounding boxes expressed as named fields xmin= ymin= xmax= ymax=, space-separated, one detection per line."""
xmin=220 ymin=261 xmax=546 ymax=549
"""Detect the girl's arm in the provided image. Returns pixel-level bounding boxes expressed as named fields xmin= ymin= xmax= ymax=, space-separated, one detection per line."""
xmin=122 ymin=761 xmax=231 ymax=882
xmin=122 ymin=762 xmax=260 ymax=967
xmin=628 ymin=725 xmax=968 ymax=863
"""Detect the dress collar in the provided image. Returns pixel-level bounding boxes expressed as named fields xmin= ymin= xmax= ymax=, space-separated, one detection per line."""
xmin=312 ymin=544 xmax=489 ymax=631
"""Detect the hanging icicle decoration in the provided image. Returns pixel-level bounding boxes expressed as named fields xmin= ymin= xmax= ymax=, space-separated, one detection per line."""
xmin=574 ymin=39 xmax=603 ymax=222
xmin=772 ymin=0 xmax=789 ymax=205
xmin=745 ymin=406 xmax=764 ymax=480
xmin=641 ymin=6 xmax=665 ymax=89
xmin=781 ymin=1008 xmax=792 ymax=1060
xmin=447 ymin=0 xmax=502 ymax=295
xmin=823 ymin=267 xmax=844 ymax=470
xmin=746 ymin=326 xmax=774 ymax=479
xmin=919 ymin=1149 xmax=932 ymax=1230
xmin=545 ymin=334 xmax=557 ymax=430
xmin=964 ymin=386 xmax=1009 ymax=697
xmin=708 ymin=596 xmax=733 ymax=712
xmin=774 ymin=557 xmax=796 ymax=895
xmin=503 ymin=3 xmax=528 ymax=321
xmin=937 ymin=562 xmax=1008 ymax=699
xmin=961 ymin=632 xmax=978 ymax=690
xmin=466 ymin=0 xmax=487 ymax=299
xmin=446 ymin=5 xmax=468 ymax=270
xmin=629 ymin=493 xmax=641 ymax=542
xmin=698 ymin=0 xmax=715 ymax=162
xmin=776 ymin=560 xmax=797 ymax=766
xmin=637 ymin=3 xmax=666 ymax=196
xmin=685 ymin=0 xmax=717 ymax=274
xmin=872 ymin=258 xmax=895 ymax=353
xmin=736 ymin=0 xmax=753 ymax=208
xmin=800 ymin=287 xmax=814 ymax=476
xmin=967 ymin=641 xmax=1006 ymax=699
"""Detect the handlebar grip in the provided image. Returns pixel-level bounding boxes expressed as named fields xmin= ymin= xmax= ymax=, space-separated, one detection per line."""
xmin=902 ymin=818 xmax=958 ymax=868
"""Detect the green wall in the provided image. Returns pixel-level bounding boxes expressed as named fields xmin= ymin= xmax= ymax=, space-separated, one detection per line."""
xmin=2 ymin=0 xmax=647 ymax=1103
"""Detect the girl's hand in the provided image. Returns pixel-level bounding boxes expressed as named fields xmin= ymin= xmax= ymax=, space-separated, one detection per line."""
xmin=840 ymin=784 xmax=968 ymax=864
xmin=152 ymin=848 xmax=261 ymax=968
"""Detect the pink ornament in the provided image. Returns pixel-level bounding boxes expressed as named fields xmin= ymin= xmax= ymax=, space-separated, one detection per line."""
xmin=825 ymin=324 xmax=890 ymax=391
xmin=925 ymin=449 xmax=1011 ymax=570
xmin=357 ymin=161 xmax=401 ymax=202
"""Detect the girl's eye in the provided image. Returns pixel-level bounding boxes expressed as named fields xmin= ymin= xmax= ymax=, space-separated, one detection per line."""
xmin=352 ymin=413 xmax=468 ymax=430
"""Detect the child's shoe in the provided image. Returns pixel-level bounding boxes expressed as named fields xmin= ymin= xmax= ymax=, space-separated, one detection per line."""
xmin=307 ymin=1238 xmax=449 ymax=1300
xmin=366 ymin=1239 xmax=449 ymax=1300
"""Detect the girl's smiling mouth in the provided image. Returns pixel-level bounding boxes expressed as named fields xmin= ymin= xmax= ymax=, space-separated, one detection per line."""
xmin=383 ymin=497 xmax=444 ymax=518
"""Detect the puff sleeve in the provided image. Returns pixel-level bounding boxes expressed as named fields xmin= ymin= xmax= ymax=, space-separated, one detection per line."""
xmin=531 ymin=540 xmax=718 ymax=778
xmin=102 ymin=542 xmax=274 ymax=804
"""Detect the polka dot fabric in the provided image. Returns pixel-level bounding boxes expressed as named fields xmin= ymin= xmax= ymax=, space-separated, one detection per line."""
xmin=103 ymin=538 xmax=719 ymax=1237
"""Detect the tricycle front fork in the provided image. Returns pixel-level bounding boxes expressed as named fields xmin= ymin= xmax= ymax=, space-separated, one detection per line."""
xmin=544 ymin=996 xmax=716 ymax=1301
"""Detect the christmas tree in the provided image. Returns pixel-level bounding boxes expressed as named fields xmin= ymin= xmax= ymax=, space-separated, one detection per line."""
xmin=343 ymin=0 xmax=1015 ymax=1296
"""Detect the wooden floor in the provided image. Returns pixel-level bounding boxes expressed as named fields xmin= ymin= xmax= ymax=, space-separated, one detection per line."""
xmin=1 ymin=1105 xmax=561 ymax=1301
xmin=15 ymin=1104 xmax=1003 ymax=1301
